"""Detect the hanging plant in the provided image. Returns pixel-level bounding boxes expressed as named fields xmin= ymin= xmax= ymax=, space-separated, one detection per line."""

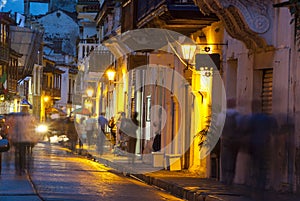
xmin=194 ymin=103 xmax=224 ymax=158
xmin=194 ymin=115 xmax=211 ymax=149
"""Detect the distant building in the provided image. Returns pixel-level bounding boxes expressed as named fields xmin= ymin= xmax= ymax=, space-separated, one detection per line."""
xmin=36 ymin=9 xmax=79 ymax=116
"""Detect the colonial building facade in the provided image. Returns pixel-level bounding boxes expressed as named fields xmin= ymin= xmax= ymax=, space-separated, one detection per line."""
xmin=77 ymin=0 xmax=300 ymax=193
xmin=194 ymin=0 xmax=300 ymax=192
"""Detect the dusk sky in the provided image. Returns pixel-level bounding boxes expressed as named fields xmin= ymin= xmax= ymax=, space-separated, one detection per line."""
xmin=0 ymin=0 xmax=48 ymax=15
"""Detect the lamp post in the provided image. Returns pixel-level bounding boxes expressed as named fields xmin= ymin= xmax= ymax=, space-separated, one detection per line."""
xmin=85 ymin=87 xmax=94 ymax=114
xmin=105 ymin=67 xmax=116 ymax=118
xmin=181 ymin=43 xmax=196 ymax=84
xmin=106 ymin=67 xmax=116 ymax=82
xmin=86 ymin=88 xmax=94 ymax=98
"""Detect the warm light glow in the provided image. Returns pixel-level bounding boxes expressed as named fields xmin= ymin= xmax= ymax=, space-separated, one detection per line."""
xmin=86 ymin=88 xmax=94 ymax=97
xmin=85 ymin=100 xmax=93 ymax=108
xmin=181 ymin=44 xmax=196 ymax=62
xmin=44 ymin=96 xmax=49 ymax=102
xmin=0 ymin=95 xmax=4 ymax=101
xmin=106 ymin=68 xmax=116 ymax=81
xmin=35 ymin=124 xmax=48 ymax=133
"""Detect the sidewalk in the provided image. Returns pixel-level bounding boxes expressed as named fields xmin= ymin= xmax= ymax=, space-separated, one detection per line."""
xmin=82 ymin=146 xmax=300 ymax=201
xmin=0 ymin=153 xmax=40 ymax=201
xmin=1 ymin=142 xmax=300 ymax=201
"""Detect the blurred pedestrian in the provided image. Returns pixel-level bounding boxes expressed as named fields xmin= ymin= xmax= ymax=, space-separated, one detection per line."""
xmin=78 ymin=117 xmax=86 ymax=146
xmin=108 ymin=116 xmax=117 ymax=144
xmin=85 ymin=115 xmax=96 ymax=147
xmin=152 ymin=108 xmax=162 ymax=152
xmin=127 ymin=112 xmax=139 ymax=164
xmin=220 ymin=100 xmax=240 ymax=185
xmin=117 ymin=112 xmax=127 ymax=151
xmin=248 ymin=113 xmax=278 ymax=189
xmin=97 ymin=112 xmax=108 ymax=155
xmin=65 ymin=115 xmax=78 ymax=153
xmin=6 ymin=107 xmax=38 ymax=175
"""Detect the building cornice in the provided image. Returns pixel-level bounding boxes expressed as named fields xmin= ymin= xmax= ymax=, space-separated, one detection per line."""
xmin=195 ymin=0 xmax=273 ymax=51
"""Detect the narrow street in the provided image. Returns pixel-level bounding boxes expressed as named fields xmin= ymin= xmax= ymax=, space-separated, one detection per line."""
xmin=0 ymin=143 xmax=183 ymax=201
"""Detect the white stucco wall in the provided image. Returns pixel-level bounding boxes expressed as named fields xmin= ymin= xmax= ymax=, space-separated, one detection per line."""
xmin=83 ymin=25 xmax=98 ymax=39
xmin=55 ymin=66 xmax=69 ymax=108
xmin=37 ymin=10 xmax=79 ymax=56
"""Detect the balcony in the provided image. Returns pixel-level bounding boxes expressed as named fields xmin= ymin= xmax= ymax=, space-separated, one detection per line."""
xmin=136 ymin=0 xmax=218 ymax=36
xmin=77 ymin=41 xmax=99 ymax=61
xmin=97 ymin=0 xmax=115 ymax=25
xmin=7 ymin=79 xmax=18 ymax=94
xmin=0 ymin=43 xmax=9 ymax=63
xmin=42 ymin=87 xmax=61 ymax=100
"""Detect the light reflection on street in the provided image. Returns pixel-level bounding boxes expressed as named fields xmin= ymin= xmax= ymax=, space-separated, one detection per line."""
xmin=25 ymin=142 xmax=184 ymax=201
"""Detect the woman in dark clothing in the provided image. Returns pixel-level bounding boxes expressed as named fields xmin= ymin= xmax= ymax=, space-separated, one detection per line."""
xmin=65 ymin=116 xmax=78 ymax=153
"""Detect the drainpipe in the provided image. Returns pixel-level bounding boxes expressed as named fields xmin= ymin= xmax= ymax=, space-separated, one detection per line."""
xmin=286 ymin=47 xmax=295 ymax=192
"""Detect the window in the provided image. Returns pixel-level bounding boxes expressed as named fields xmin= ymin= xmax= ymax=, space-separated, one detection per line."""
xmin=261 ymin=69 xmax=273 ymax=114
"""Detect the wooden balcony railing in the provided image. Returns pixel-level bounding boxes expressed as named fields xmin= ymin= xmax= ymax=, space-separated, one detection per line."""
xmin=42 ymin=87 xmax=61 ymax=99
xmin=0 ymin=43 xmax=9 ymax=63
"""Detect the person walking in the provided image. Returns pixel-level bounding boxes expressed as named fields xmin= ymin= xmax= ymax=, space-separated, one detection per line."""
xmin=108 ymin=116 xmax=117 ymax=145
xmin=65 ymin=116 xmax=78 ymax=153
xmin=97 ymin=113 xmax=108 ymax=155
xmin=127 ymin=112 xmax=139 ymax=164
xmin=85 ymin=115 xmax=96 ymax=147
xmin=7 ymin=108 xmax=38 ymax=175
xmin=117 ymin=112 xmax=127 ymax=151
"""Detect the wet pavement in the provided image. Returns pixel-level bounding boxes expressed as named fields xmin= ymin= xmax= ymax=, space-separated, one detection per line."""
xmin=83 ymin=145 xmax=300 ymax=201
xmin=1 ymin=141 xmax=300 ymax=201
xmin=0 ymin=143 xmax=183 ymax=201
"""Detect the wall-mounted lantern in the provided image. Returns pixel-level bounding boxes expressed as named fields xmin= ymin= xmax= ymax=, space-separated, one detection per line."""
xmin=106 ymin=67 xmax=116 ymax=81
xmin=181 ymin=44 xmax=196 ymax=66
xmin=86 ymin=87 xmax=94 ymax=98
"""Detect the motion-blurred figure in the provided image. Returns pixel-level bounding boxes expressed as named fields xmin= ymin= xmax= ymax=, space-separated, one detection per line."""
xmin=127 ymin=112 xmax=139 ymax=164
xmin=97 ymin=113 xmax=108 ymax=155
xmin=6 ymin=107 xmax=39 ymax=175
xmin=85 ymin=115 xmax=96 ymax=147
xmin=108 ymin=116 xmax=117 ymax=144
xmin=65 ymin=115 xmax=78 ymax=153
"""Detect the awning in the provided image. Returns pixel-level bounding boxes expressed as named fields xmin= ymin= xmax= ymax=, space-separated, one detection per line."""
xmin=46 ymin=107 xmax=67 ymax=115
xmin=10 ymin=26 xmax=44 ymax=81
xmin=71 ymin=107 xmax=91 ymax=116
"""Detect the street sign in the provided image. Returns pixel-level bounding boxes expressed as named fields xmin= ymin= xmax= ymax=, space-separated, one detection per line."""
xmin=195 ymin=53 xmax=220 ymax=71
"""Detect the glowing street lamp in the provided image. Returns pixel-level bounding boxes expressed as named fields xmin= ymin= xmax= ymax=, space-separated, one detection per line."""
xmin=106 ymin=68 xmax=116 ymax=81
xmin=85 ymin=87 xmax=94 ymax=114
xmin=44 ymin=95 xmax=50 ymax=102
xmin=181 ymin=43 xmax=196 ymax=84
xmin=86 ymin=88 xmax=94 ymax=98
xmin=181 ymin=44 xmax=196 ymax=66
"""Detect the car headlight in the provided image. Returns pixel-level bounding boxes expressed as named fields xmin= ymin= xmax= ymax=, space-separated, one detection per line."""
xmin=36 ymin=124 xmax=48 ymax=133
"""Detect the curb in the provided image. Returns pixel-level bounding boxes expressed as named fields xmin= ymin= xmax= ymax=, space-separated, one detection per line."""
xmin=91 ymin=154 xmax=223 ymax=201
xmin=73 ymin=148 xmax=241 ymax=201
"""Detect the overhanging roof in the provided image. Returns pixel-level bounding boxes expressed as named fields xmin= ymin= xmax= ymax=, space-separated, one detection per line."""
xmin=10 ymin=26 xmax=44 ymax=80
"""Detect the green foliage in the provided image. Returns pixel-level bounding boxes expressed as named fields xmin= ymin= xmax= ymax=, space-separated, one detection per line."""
xmin=195 ymin=116 xmax=210 ymax=148
xmin=194 ymin=105 xmax=223 ymax=151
